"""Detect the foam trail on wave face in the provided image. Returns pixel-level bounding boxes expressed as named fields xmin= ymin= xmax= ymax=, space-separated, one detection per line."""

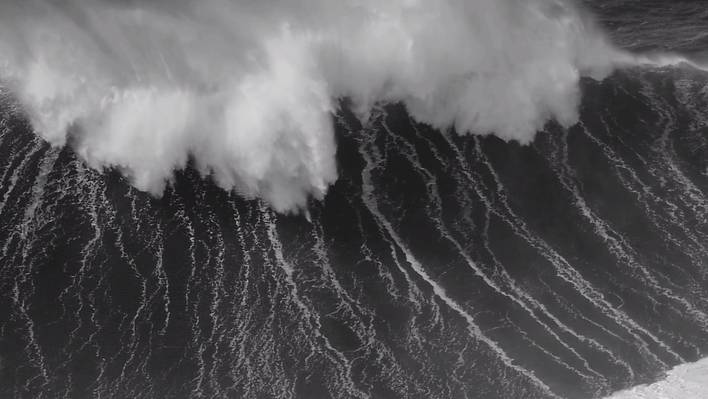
xmin=0 ymin=0 xmax=624 ymax=211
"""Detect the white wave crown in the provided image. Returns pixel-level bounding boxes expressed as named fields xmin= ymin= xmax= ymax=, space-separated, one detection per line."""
xmin=0 ymin=0 xmax=624 ymax=212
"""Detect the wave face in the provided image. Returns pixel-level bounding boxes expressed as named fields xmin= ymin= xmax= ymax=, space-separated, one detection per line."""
xmin=0 ymin=0 xmax=623 ymax=212
xmin=1 ymin=1 xmax=708 ymax=399
xmin=1 ymin=66 xmax=707 ymax=398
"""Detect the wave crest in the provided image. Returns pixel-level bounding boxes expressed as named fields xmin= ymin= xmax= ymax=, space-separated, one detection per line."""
xmin=0 ymin=0 xmax=625 ymax=211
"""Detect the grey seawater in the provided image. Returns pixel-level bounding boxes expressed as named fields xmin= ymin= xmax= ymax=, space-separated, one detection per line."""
xmin=1 ymin=2 xmax=708 ymax=399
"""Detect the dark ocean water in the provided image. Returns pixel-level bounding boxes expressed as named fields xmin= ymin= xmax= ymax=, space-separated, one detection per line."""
xmin=1 ymin=2 xmax=708 ymax=399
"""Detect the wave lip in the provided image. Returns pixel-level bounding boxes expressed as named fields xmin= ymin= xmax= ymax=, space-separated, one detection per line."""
xmin=0 ymin=0 xmax=668 ymax=211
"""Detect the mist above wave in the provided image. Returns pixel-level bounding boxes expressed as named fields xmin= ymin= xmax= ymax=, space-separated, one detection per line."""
xmin=0 ymin=0 xmax=624 ymax=212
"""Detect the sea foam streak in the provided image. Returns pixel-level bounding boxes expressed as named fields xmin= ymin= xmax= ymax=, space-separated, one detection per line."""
xmin=0 ymin=0 xmax=638 ymax=211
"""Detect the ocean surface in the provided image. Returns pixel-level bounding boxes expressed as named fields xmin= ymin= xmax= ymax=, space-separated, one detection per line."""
xmin=1 ymin=1 xmax=707 ymax=398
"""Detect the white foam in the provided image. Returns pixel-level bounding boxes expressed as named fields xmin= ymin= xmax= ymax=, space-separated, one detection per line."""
xmin=605 ymin=358 xmax=708 ymax=399
xmin=0 ymin=0 xmax=644 ymax=211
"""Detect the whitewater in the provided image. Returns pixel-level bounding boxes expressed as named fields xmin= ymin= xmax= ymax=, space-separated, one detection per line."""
xmin=0 ymin=0 xmax=680 ymax=212
xmin=605 ymin=358 xmax=708 ymax=399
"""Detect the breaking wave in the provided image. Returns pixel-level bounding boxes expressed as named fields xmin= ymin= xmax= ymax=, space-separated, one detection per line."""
xmin=605 ymin=358 xmax=708 ymax=399
xmin=0 ymin=0 xmax=701 ymax=211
